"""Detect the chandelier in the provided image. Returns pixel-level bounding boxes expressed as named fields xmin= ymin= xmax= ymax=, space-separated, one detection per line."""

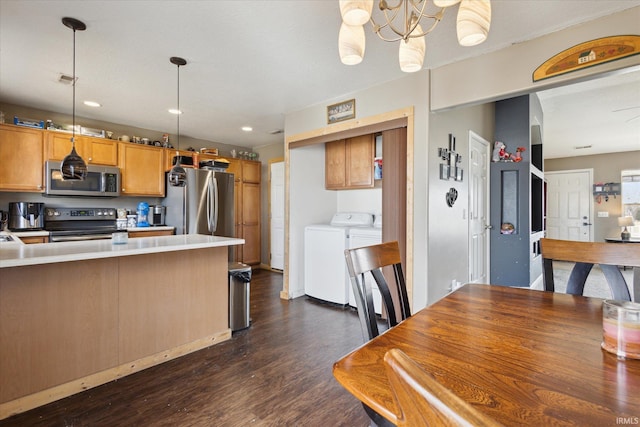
xmin=338 ymin=0 xmax=491 ymax=72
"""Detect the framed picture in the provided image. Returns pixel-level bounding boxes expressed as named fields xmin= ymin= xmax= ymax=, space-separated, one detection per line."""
xmin=327 ymin=99 xmax=355 ymax=124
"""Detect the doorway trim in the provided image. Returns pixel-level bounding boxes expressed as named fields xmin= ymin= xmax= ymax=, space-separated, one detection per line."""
xmin=467 ymin=131 xmax=491 ymax=285
xmin=281 ymin=107 xmax=414 ymax=301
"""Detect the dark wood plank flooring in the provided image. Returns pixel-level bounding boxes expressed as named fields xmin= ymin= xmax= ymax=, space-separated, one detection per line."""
xmin=1 ymin=269 xmax=372 ymax=426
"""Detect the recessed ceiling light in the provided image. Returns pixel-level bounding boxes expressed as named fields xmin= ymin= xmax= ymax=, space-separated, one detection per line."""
xmin=168 ymin=109 xmax=182 ymax=115
xmin=241 ymin=126 xmax=253 ymax=132
xmin=83 ymin=100 xmax=101 ymax=107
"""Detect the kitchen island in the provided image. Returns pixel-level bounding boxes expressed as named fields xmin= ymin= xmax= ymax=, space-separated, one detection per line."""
xmin=0 ymin=234 xmax=244 ymax=419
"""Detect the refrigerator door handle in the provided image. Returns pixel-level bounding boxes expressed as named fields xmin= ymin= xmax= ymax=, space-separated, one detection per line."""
xmin=209 ymin=175 xmax=219 ymax=233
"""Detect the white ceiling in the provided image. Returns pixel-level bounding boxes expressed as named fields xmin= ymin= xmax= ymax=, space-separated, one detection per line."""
xmin=537 ymin=68 xmax=640 ymax=159
xmin=1 ymin=0 xmax=639 ymax=156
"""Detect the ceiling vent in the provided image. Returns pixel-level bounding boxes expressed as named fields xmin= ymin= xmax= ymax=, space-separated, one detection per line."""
xmin=269 ymin=129 xmax=284 ymax=135
xmin=574 ymin=145 xmax=592 ymax=150
xmin=58 ymin=74 xmax=77 ymax=85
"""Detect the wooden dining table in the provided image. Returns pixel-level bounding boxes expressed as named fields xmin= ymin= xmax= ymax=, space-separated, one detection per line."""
xmin=333 ymin=284 xmax=640 ymax=426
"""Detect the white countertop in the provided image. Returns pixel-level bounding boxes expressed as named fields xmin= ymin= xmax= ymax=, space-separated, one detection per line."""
xmin=0 ymin=234 xmax=244 ymax=268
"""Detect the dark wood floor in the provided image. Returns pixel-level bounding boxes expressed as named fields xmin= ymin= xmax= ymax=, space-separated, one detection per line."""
xmin=1 ymin=269 xmax=372 ymax=427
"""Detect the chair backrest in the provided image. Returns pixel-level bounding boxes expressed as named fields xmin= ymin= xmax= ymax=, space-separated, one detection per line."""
xmin=384 ymin=349 xmax=502 ymax=427
xmin=540 ymin=238 xmax=640 ymax=301
xmin=344 ymin=240 xmax=411 ymax=341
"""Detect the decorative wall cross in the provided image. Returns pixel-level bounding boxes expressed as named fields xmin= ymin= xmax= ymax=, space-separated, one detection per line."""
xmin=438 ymin=133 xmax=463 ymax=181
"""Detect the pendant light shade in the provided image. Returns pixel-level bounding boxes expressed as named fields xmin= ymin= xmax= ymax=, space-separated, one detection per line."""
xmin=168 ymin=56 xmax=187 ymax=187
xmin=399 ymin=25 xmax=425 ymax=72
xmin=60 ymin=17 xmax=87 ymax=180
xmin=339 ymin=0 xmax=373 ymax=26
xmin=457 ymin=0 xmax=491 ymax=47
xmin=339 ymin=22 xmax=366 ymax=65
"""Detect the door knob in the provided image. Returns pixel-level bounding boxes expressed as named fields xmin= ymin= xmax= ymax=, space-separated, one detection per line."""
xmin=485 ymin=225 xmax=493 ymax=230
xmin=583 ymin=222 xmax=593 ymax=226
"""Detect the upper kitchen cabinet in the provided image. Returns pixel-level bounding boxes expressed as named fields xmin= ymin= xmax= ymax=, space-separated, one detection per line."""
xmin=118 ymin=142 xmax=165 ymax=196
xmin=0 ymin=124 xmax=44 ymax=192
xmin=325 ymin=134 xmax=374 ymax=190
xmin=164 ymin=149 xmax=197 ymax=172
xmin=46 ymin=131 xmax=118 ymax=166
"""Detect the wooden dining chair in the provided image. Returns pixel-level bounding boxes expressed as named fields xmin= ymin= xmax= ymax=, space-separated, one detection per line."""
xmin=344 ymin=240 xmax=411 ymax=427
xmin=384 ymin=349 xmax=503 ymax=427
xmin=540 ymin=238 xmax=640 ymax=301
xmin=344 ymin=240 xmax=411 ymax=342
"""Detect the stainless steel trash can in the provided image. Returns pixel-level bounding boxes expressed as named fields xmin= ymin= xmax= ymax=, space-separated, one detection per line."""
xmin=228 ymin=262 xmax=252 ymax=331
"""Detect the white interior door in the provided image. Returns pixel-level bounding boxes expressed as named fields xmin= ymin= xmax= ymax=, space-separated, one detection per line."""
xmin=270 ymin=161 xmax=285 ymax=270
xmin=468 ymin=131 xmax=490 ymax=284
xmin=546 ymin=169 xmax=593 ymax=241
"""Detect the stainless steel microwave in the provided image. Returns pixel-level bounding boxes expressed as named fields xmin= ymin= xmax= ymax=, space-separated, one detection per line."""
xmin=45 ymin=160 xmax=121 ymax=197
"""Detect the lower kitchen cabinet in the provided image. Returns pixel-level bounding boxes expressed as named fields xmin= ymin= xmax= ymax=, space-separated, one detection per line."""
xmin=118 ymin=142 xmax=165 ymax=196
xmin=0 ymin=124 xmax=44 ymax=192
xmin=19 ymin=236 xmax=49 ymax=244
xmin=232 ymin=159 xmax=261 ymax=265
xmin=128 ymin=229 xmax=174 ymax=238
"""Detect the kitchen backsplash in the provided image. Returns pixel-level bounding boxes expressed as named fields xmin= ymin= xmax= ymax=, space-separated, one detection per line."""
xmin=0 ymin=192 xmax=162 ymax=220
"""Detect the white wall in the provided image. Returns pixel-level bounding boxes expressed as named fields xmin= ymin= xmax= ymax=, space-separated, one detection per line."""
xmin=337 ymin=188 xmax=382 ymax=216
xmin=427 ymin=104 xmax=494 ymax=304
xmin=288 ymin=144 xmax=337 ymax=298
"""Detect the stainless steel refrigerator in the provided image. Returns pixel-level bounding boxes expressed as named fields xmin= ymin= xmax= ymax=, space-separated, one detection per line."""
xmin=164 ymin=168 xmax=235 ymax=241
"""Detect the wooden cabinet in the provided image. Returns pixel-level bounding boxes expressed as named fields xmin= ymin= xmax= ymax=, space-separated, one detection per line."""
xmin=46 ymin=132 xmax=117 ymax=166
xmin=164 ymin=149 xmax=197 ymax=172
xmin=118 ymin=142 xmax=165 ymax=196
xmin=128 ymin=229 xmax=174 ymax=238
xmin=241 ymin=179 xmax=261 ymax=264
xmin=19 ymin=236 xmax=49 ymax=244
xmin=0 ymin=124 xmax=44 ymax=192
xmin=232 ymin=160 xmax=261 ymax=265
xmin=325 ymin=134 xmax=374 ymax=189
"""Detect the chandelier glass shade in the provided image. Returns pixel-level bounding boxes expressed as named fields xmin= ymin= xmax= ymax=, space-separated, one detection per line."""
xmin=398 ymin=23 xmax=425 ymax=72
xmin=338 ymin=0 xmax=491 ymax=72
xmin=339 ymin=22 xmax=366 ymax=65
xmin=457 ymin=0 xmax=491 ymax=46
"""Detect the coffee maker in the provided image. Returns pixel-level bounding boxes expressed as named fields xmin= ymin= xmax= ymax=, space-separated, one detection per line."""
xmin=148 ymin=205 xmax=166 ymax=226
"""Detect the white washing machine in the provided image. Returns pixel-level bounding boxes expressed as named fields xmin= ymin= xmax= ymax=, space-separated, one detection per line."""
xmin=348 ymin=216 xmax=382 ymax=313
xmin=304 ymin=213 xmax=373 ymax=305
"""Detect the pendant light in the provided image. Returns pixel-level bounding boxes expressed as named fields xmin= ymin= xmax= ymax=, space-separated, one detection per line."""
xmin=168 ymin=56 xmax=187 ymax=187
xmin=60 ymin=17 xmax=88 ymax=180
